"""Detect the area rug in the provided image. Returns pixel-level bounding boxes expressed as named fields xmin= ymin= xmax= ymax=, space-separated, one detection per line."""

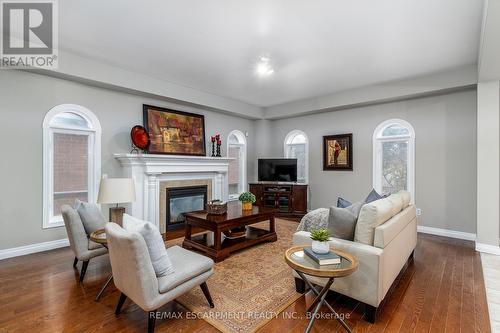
xmin=166 ymin=218 xmax=302 ymax=333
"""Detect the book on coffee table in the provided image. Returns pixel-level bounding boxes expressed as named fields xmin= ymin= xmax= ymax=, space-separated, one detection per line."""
xmin=304 ymin=247 xmax=341 ymax=265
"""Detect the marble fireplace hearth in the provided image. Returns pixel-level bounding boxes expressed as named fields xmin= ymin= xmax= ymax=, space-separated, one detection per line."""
xmin=115 ymin=153 xmax=233 ymax=234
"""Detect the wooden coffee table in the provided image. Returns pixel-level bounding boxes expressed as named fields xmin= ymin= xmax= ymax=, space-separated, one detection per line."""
xmin=182 ymin=202 xmax=277 ymax=262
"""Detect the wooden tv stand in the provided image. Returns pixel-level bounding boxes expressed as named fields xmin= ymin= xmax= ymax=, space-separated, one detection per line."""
xmin=249 ymin=182 xmax=308 ymax=218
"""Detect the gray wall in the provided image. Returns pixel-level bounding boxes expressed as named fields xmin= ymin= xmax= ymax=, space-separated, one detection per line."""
xmin=0 ymin=70 xmax=478 ymax=250
xmin=0 ymin=70 xmax=256 ymax=249
xmin=261 ymin=90 xmax=477 ymax=233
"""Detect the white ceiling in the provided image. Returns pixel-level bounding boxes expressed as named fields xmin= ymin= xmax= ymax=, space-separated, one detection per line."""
xmin=60 ymin=0 xmax=483 ymax=108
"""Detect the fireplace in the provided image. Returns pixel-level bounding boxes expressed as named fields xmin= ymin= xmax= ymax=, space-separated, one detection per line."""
xmin=115 ymin=154 xmax=232 ymax=232
xmin=166 ymin=185 xmax=208 ymax=230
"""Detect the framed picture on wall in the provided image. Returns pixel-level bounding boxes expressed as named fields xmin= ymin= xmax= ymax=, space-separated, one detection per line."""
xmin=323 ymin=133 xmax=353 ymax=170
xmin=143 ymin=104 xmax=206 ymax=156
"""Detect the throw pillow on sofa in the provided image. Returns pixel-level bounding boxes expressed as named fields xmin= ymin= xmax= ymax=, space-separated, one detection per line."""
xmin=296 ymin=208 xmax=330 ymax=232
xmin=328 ymin=201 xmax=363 ymax=240
xmin=337 ymin=189 xmax=386 ymax=209
xmin=336 ymin=197 xmax=352 ymax=208
xmin=354 ymin=197 xmax=394 ymax=245
xmin=75 ymin=199 xmax=106 ymax=235
xmin=122 ymin=214 xmax=175 ymax=277
xmin=364 ymin=189 xmax=386 ymax=203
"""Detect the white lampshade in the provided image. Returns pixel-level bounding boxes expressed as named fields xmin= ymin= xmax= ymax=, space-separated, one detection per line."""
xmin=97 ymin=178 xmax=136 ymax=204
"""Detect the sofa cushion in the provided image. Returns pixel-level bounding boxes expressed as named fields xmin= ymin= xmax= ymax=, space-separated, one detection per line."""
xmin=158 ymin=245 xmax=214 ymax=294
xmin=327 ymin=201 xmax=363 ymax=240
xmin=385 ymin=193 xmax=404 ymax=216
xmin=397 ymin=191 xmax=411 ymax=208
xmin=122 ymin=214 xmax=175 ymax=277
xmin=75 ymin=199 xmax=106 ymax=235
xmin=354 ymin=197 xmax=394 ymax=245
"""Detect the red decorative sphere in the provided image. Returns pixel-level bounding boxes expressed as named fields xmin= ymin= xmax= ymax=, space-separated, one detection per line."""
xmin=130 ymin=125 xmax=150 ymax=150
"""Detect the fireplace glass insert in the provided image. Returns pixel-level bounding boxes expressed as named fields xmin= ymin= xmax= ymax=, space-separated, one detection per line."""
xmin=166 ymin=185 xmax=208 ymax=230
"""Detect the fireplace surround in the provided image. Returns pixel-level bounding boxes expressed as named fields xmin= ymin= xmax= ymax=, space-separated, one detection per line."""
xmin=115 ymin=153 xmax=233 ymax=233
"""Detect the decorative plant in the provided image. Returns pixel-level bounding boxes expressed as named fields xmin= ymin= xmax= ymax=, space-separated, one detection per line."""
xmin=238 ymin=192 xmax=256 ymax=203
xmin=310 ymin=228 xmax=330 ymax=242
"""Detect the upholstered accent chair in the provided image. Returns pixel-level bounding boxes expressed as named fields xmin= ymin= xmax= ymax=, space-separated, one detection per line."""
xmin=61 ymin=205 xmax=108 ymax=282
xmin=105 ymin=222 xmax=215 ymax=333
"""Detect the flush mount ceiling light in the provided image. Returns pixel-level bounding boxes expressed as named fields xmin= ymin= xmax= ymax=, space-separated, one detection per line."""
xmin=255 ymin=56 xmax=274 ymax=77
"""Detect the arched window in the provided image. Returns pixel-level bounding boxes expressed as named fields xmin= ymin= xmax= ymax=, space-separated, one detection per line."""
xmin=43 ymin=104 xmax=101 ymax=228
xmin=373 ymin=119 xmax=415 ymax=201
xmin=227 ymin=130 xmax=247 ymax=200
xmin=284 ymin=130 xmax=309 ymax=183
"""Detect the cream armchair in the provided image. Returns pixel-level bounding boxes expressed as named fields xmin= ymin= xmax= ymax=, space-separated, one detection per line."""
xmin=105 ymin=222 xmax=215 ymax=333
xmin=61 ymin=205 xmax=107 ymax=282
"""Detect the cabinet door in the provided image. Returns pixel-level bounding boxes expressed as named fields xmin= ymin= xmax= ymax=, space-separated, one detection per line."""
xmin=249 ymin=184 xmax=263 ymax=206
xmin=292 ymin=186 xmax=308 ymax=213
xmin=263 ymin=194 xmax=277 ymax=208
xmin=277 ymin=194 xmax=291 ymax=212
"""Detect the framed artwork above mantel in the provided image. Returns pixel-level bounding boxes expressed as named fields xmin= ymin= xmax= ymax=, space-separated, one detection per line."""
xmin=143 ymin=104 xmax=206 ymax=156
xmin=323 ymin=133 xmax=353 ymax=171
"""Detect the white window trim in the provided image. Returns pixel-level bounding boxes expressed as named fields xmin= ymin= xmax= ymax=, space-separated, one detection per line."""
xmin=43 ymin=104 xmax=101 ymax=229
xmin=227 ymin=130 xmax=247 ymax=201
xmin=284 ymin=129 xmax=309 ymax=183
xmin=372 ymin=119 xmax=415 ymax=203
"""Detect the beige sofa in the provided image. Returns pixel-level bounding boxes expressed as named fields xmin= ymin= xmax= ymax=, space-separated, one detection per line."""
xmin=293 ymin=191 xmax=417 ymax=322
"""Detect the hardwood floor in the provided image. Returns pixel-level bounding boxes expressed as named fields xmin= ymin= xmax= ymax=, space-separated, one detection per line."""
xmin=0 ymin=233 xmax=491 ymax=333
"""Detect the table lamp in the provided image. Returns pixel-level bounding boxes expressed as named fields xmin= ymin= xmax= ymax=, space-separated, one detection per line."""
xmin=97 ymin=178 xmax=136 ymax=225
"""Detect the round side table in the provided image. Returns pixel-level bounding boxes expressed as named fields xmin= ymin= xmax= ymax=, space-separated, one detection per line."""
xmin=284 ymin=245 xmax=358 ymax=333
xmin=89 ymin=229 xmax=113 ymax=301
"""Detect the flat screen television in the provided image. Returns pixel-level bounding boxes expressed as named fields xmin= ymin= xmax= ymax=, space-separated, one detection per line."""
xmin=258 ymin=158 xmax=298 ymax=182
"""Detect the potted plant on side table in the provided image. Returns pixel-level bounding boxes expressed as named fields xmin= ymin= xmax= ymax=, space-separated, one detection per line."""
xmin=310 ymin=228 xmax=331 ymax=254
xmin=238 ymin=192 xmax=256 ymax=211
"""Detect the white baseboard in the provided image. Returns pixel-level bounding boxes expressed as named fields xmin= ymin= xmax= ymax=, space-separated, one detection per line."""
xmin=417 ymin=225 xmax=476 ymax=241
xmin=476 ymin=242 xmax=500 ymax=255
xmin=0 ymin=238 xmax=69 ymax=261
xmin=0 ymin=228 xmax=496 ymax=259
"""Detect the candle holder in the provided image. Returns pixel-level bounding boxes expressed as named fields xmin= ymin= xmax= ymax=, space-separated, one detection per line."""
xmin=215 ymin=134 xmax=221 ymax=157
xmin=211 ymin=137 xmax=216 ymax=157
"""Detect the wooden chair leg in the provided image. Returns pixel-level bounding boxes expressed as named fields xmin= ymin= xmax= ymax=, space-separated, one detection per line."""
xmin=79 ymin=260 xmax=89 ymax=282
xmin=148 ymin=311 xmax=157 ymax=333
xmin=200 ymin=282 xmax=215 ymax=308
xmin=73 ymin=257 xmax=78 ymax=268
xmin=365 ymin=304 xmax=379 ymax=323
xmin=294 ymin=277 xmax=307 ymax=293
xmin=115 ymin=293 xmax=127 ymax=315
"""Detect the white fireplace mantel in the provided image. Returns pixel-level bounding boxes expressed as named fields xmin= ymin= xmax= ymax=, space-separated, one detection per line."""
xmin=114 ymin=153 xmax=233 ymax=229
